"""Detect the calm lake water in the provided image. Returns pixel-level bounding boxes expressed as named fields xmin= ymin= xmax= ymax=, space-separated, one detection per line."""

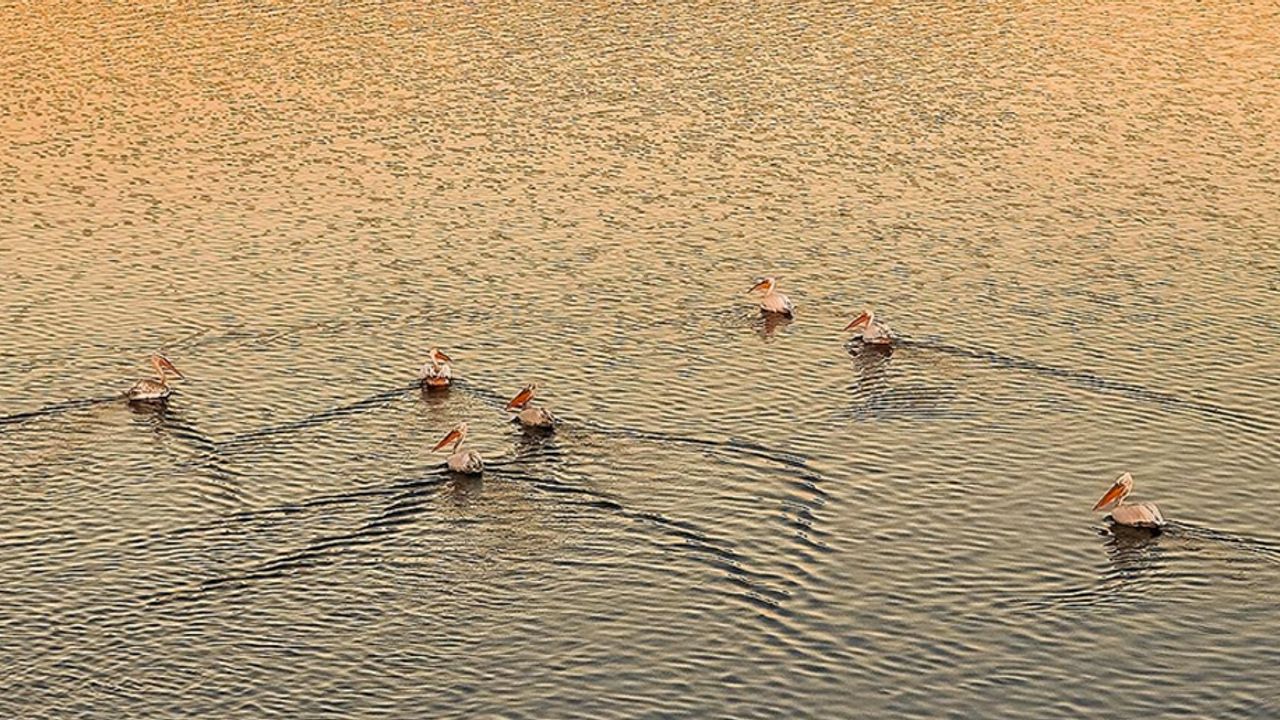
xmin=2 ymin=1 xmax=1279 ymax=717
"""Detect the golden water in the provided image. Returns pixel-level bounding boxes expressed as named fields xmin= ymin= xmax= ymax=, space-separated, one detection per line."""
xmin=2 ymin=2 xmax=1279 ymax=716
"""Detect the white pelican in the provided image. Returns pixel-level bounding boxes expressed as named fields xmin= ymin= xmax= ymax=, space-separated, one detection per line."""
xmin=505 ymin=383 xmax=556 ymax=430
xmin=1092 ymin=472 xmax=1166 ymax=529
xmin=747 ymin=277 xmax=794 ymax=316
xmin=418 ymin=348 xmax=453 ymax=388
xmin=845 ymin=310 xmax=894 ymax=345
xmin=124 ymin=354 xmax=184 ymax=401
xmin=433 ymin=421 xmax=483 ymax=475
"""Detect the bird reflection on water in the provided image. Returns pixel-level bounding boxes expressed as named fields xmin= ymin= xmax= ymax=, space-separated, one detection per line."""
xmin=126 ymin=398 xmax=206 ymax=446
xmin=126 ymin=395 xmax=175 ymax=422
xmin=846 ymin=342 xmax=893 ymax=400
xmin=754 ymin=310 xmax=793 ymax=340
xmin=1100 ymin=522 xmax=1166 ymax=576
xmin=447 ymin=473 xmax=484 ymax=504
xmin=847 ymin=337 xmax=894 ymax=363
xmin=1088 ymin=523 xmax=1175 ymax=605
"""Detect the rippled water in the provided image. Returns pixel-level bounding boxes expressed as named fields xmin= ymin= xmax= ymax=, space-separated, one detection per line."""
xmin=3 ymin=1 xmax=1279 ymax=717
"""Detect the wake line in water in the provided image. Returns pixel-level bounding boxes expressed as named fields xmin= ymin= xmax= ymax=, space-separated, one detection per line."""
xmin=141 ymin=473 xmax=451 ymax=606
xmin=0 ymin=394 xmax=250 ymax=507
xmin=210 ymin=376 xmax=830 ymax=483
xmin=1008 ymin=521 xmax=1280 ymax=614
xmin=495 ymin=465 xmax=751 ymax=562
xmin=9 ymin=373 xmax=831 ymax=600
xmin=218 ymin=454 xmax=750 ymax=575
xmin=558 ymin=419 xmax=837 ymax=552
xmin=144 ymin=437 xmax=798 ymax=614
xmin=217 ymin=384 xmax=418 ymax=450
xmin=158 ymin=464 xmax=796 ymax=617
xmin=135 ymin=467 xmax=618 ymax=602
xmin=142 ymin=431 xmax=842 ymax=672
xmin=905 ymin=339 xmax=1274 ymax=433
xmin=0 ymin=396 xmax=119 ymax=428
xmin=571 ymin=420 xmax=817 ymax=472
xmin=121 ymin=467 xmax=451 ymax=557
xmin=1172 ymin=522 xmax=1280 ymax=563
xmin=212 ymin=377 xmax=836 ymax=569
xmin=500 ymin=465 xmax=853 ymax=662
xmin=154 ymin=411 xmax=254 ymax=510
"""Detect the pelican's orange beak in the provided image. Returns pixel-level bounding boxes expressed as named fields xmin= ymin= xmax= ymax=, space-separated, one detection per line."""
xmin=844 ymin=312 xmax=870 ymax=331
xmin=505 ymin=386 xmax=535 ymax=412
xmin=747 ymin=279 xmax=770 ymax=294
xmin=434 ymin=350 xmax=453 ymax=363
xmin=432 ymin=428 xmax=462 ymax=452
xmin=156 ymin=356 xmax=185 ymax=379
xmin=1092 ymin=482 xmax=1126 ymax=512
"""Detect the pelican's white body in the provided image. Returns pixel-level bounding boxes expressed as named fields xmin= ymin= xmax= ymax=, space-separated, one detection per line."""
xmin=419 ymin=360 xmax=452 ymax=387
xmin=1109 ymin=501 xmax=1165 ymax=529
xmin=125 ymin=377 xmax=171 ymax=401
xmin=514 ymin=406 xmax=556 ymax=429
xmin=760 ymin=290 xmax=794 ymax=316
xmin=446 ymin=449 xmax=484 ymax=474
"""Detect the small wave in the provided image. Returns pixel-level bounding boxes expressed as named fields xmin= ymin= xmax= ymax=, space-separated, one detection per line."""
xmin=0 ymin=396 xmax=119 ymax=428
xmin=217 ymin=384 xmax=417 ymax=450
xmin=1011 ymin=521 xmax=1280 ymax=614
xmin=907 ymin=339 xmax=1274 ymax=433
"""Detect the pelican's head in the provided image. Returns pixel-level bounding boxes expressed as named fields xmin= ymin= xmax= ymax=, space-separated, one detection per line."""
xmin=748 ymin=277 xmax=777 ymax=294
xmin=429 ymin=347 xmax=453 ymax=365
xmin=505 ymin=383 xmax=539 ymax=412
xmin=151 ymin=354 xmax=184 ymax=381
xmin=432 ymin=421 xmax=469 ymax=452
xmin=844 ymin=310 xmax=874 ymax=332
xmin=1092 ymin=472 xmax=1134 ymax=512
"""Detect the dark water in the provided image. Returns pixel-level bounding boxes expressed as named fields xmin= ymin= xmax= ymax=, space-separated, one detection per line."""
xmin=3 ymin=1 xmax=1279 ymax=717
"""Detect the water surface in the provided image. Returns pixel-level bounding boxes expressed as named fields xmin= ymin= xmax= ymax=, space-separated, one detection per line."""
xmin=2 ymin=1 xmax=1279 ymax=717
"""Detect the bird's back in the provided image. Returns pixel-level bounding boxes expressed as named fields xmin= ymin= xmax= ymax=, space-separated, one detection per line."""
xmin=1111 ymin=502 xmax=1165 ymax=528
xmin=761 ymin=292 xmax=794 ymax=315
xmin=448 ymin=449 xmax=484 ymax=474
xmin=126 ymin=378 xmax=170 ymax=400
xmin=517 ymin=406 xmax=556 ymax=429
xmin=420 ymin=362 xmax=452 ymax=385
xmin=864 ymin=320 xmax=894 ymax=344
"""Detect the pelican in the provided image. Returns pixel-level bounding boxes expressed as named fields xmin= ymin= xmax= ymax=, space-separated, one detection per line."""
xmin=845 ymin=310 xmax=894 ymax=345
xmin=1092 ymin=472 xmax=1166 ymax=529
xmin=747 ymin=277 xmax=794 ymax=316
xmin=433 ymin=421 xmax=483 ymax=475
xmin=418 ymin=348 xmax=453 ymax=388
xmin=124 ymin=354 xmax=184 ymax=401
xmin=505 ymin=383 xmax=556 ymax=430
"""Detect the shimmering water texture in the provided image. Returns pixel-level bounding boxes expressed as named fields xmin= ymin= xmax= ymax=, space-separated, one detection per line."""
xmin=3 ymin=1 xmax=1279 ymax=718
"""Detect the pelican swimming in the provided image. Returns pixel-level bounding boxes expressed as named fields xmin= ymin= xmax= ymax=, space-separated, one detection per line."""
xmin=845 ymin=309 xmax=894 ymax=346
xmin=505 ymin=383 xmax=556 ymax=430
xmin=747 ymin=277 xmax=794 ymax=316
xmin=124 ymin=354 xmax=184 ymax=401
xmin=418 ymin=348 xmax=453 ymax=388
xmin=1092 ymin=472 xmax=1166 ymax=529
xmin=433 ymin=421 xmax=483 ymax=474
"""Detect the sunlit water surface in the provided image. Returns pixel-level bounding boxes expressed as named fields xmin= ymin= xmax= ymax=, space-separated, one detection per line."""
xmin=2 ymin=1 xmax=1279 ymax=717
